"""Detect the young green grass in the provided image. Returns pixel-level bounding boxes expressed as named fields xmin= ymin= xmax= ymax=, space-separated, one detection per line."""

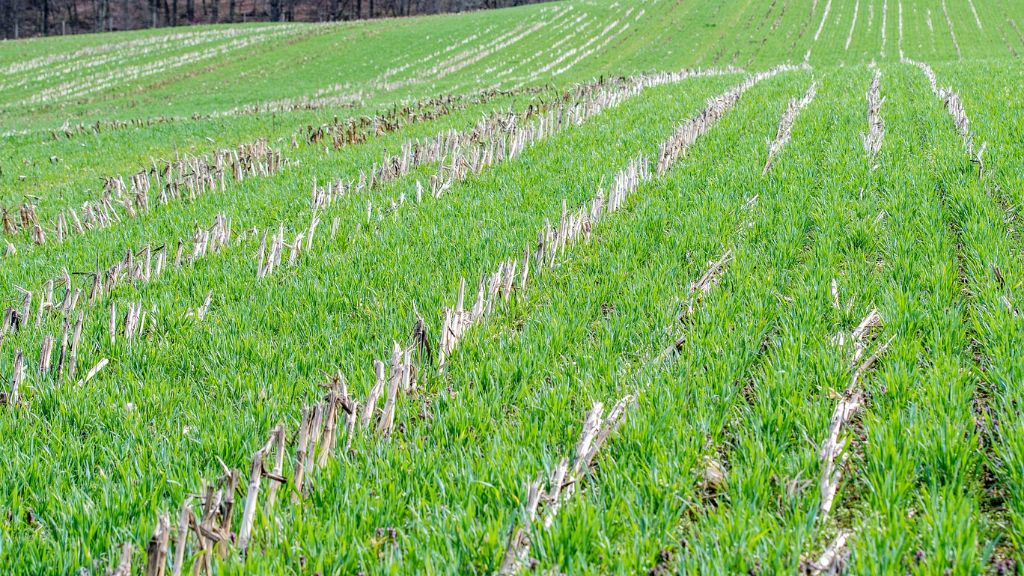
xmin=210 ymin=68 xmax=811 ymax=576
xmin=0 ymin=74 xmax=745 ymax=573
xmin=925 ymin=58 xmax=1024 ymax=569
xmin=2 ymin=0 xmax=1024 ymax=573
xmin=844 ymin=62 xmax=988 ymax=574
xmin=677 ymin=66 xmax=877 ymax=573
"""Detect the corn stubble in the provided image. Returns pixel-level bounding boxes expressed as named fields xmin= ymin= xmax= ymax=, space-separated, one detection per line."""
xmin=1 ymin=0 xmax=1021 ymax=574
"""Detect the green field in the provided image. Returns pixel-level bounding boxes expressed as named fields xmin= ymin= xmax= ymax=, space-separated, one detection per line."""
xmin=2 ymin=0 xmax=1024 ymax=573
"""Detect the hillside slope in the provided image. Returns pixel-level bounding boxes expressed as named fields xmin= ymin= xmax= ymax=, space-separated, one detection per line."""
xmin=1 ymin=1 xmax=1024 ymax=574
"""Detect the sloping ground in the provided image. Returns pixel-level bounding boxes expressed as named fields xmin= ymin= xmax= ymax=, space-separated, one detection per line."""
xmin=1 ymin=0 xmax=1023 ymax=574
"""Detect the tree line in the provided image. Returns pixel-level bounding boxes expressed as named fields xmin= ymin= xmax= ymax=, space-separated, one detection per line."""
xmin=0 ymin=0 xmax=550 ymax=39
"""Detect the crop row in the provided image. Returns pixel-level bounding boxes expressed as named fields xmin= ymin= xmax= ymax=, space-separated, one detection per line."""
xmin=2 ymin=67 xmax=743 ymax=360
xmin=0 ymin=71 xmax=753 ymax=572
xmin=914 ymin=58 xmax=1024 ymax=567
xmin=95 ymin=64 xmax=803 ymax=576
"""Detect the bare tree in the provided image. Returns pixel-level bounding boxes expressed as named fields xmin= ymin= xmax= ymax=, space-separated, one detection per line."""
xmin=2 ymin=0 xmax=552 ymax=37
